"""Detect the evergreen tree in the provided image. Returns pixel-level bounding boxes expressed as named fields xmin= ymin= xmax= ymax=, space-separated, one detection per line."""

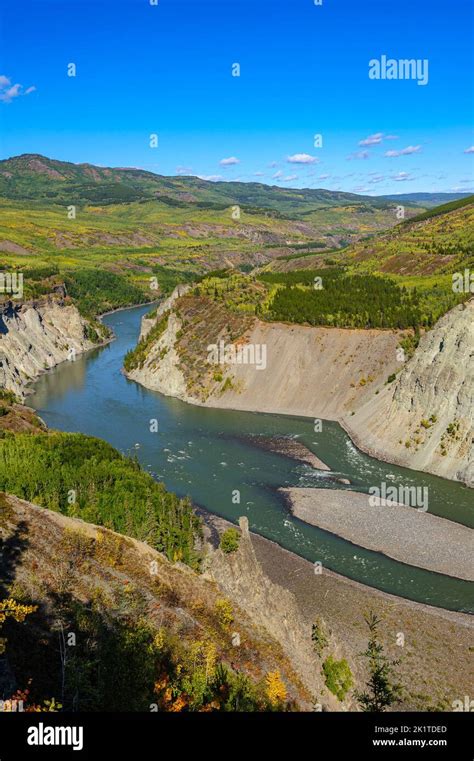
xmin=355 ymin=612 xmax=402 ymax=712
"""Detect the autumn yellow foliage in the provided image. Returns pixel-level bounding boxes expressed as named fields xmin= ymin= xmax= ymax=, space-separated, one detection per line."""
xmin=265 ymin=670 xmax=287 ymax=706
xmin=214 ymin=598 xmax=234 ymax=629
xmin=0 ymin=598 xmax=37 ymax=655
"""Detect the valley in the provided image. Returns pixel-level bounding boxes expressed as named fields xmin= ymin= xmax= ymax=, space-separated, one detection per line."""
xmin=0 ymin=154 xmax=472 ymax=715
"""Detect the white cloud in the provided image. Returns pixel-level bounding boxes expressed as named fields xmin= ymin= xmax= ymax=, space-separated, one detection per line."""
xmin=0 ymin=75 xmax=36 ymax=103
xmin=392 ymin=172 xmax=414 ymax=182
xmin=318 ymin=173 xmax=331 ymax=180
xmin=359 ymin=132 xmax=384 ymax=146
xmin=0 ymin=83 xmax=21 ymax=103
xmin=199 ymin=174 xmax=223 ymax=182
xmin=287 ymin=153 xmax=319 ymax=164
xmin=353 ymin=186 xmax=370 ymax=192
xmin=385 ymin=145 xmax=421 ymax=157
xmin=347 ymin=150 xmax=370 ymax=160
xmin=464 ymin=146 xmax=474 ymax=154
xmin=272 ymin=170 xmax=283 ymax=179
xmin=253 ymin=171 xmax=264 ymax=177
xmin=369 ymin=175 xmax=385 ymax=184
xmin=283 ymin=174 xmax=298 ymax=181
xmin=176 ymin=165 xmax=192 ymax=174
xmin=219 ymin=156 xmax=240 ymax=166
xmin=359 ymin=132 xmax=399 ymax=146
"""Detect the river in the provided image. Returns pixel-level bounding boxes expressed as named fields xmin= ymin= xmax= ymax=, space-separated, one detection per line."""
xmin=29 ymin=303 xmax=474 ymax=612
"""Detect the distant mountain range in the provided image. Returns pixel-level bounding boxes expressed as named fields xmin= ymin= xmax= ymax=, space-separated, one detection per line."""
xmin=1 ymin=153 xmax=468 ymax=211
xmin=378 ymin=192 xmax=473 ymax=207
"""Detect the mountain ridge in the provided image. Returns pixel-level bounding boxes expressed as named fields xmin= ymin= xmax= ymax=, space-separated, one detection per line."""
xmin=0 ymin=153 xmax=462 ymax=210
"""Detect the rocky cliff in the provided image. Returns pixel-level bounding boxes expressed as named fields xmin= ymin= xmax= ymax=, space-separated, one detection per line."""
xmin=126 ymin=295 xmax=473 ymax=485
xmin=344 ymin=299 xmax=474 ymax=486
xmin=0 ymin=299 xmax=98 ymax=399
xmin=126 ymin=311 xmax=192 ymax=400
xmin=208 ymin=516 xmax=354 ymax=710
xmin=139 ymin=284 xmax=191 ymax=341
xmin=128 ymin=293 xmax=402 ymax=413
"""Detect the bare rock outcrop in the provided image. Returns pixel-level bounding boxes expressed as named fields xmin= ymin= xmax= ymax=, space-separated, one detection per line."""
xmin=126 ymin=311 xmax=192 ymax=400
xmin=139 ymin=284 xmax=191 ymax=340
xmin=344 ymin=299 xmax=474 ymax=486
xmin=126 ymin=293 xmax=473 ymax=486
xmin=0 ymin=300 xmax=97 ymax=399
xmin=208 ymin=516 xmax=356 ymax=710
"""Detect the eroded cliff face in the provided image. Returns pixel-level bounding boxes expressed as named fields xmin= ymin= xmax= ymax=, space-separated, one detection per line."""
xmin=128 ymin=294 xmax=402 ymax=414
xmin=208 ymin=517 xmax=356 ymax=710
xmin=126 ymin=311 xmax=192 ymax=400
xmin=139 ymin=284 xmax=191 ymax=341
xmin=125 ymin=294 xmax=473 ymax=485
xmin=204 ymin=320 xmax=402 ymax=419
xmin=0 ymin=299 xmax=97 ymax=399
xmin=344 ymin=299 xmax=474 ymax=486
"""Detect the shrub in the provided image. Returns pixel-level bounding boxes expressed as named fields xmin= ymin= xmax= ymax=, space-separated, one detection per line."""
xmin=322 ymin=656 xmax=353 ymax=701
xmin=265 ymin=670 xmax=287 ymax=708
xmin=215 ymin=598 xmax=234 ymax=629
xmin=221 ymin=377 xmax=234 ymax=393
xmin=219 ymin=528 xmax=240 ymax=554
xmin=311 ymin=618 xmax=329 ymax=657
xmin=0 ymin=389 xmax=18 ymax=405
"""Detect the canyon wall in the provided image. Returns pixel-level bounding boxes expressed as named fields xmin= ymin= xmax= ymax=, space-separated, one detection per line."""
xmin=0 ymin=299 xmax=97 ymax=398
xmin=343 ymin=299 xmax=474 ymax=486
xmin=127 ymin=296 xmax=473 ymax=486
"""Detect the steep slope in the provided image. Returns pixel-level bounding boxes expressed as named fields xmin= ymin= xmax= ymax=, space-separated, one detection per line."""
xmin=0 ymin=298 xmax=103 ymax=399
xmin=2 ymin=494 xmax=472 ymax=712
xmin=344 ymin=299 xmax=474 ymax=486
xmin=267 ymin=196 xmax=474 ymax=276
xmin=126 ymin=294 xmax=473 ymax=486
xmin=0 ymin=494 xmax=311 ymax=711
xmin=125 ymin=291 xmax=402 ymax=416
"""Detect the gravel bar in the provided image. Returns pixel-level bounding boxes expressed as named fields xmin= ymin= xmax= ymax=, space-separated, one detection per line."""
xmin=282 ymin=487 xmax=474 ymax=581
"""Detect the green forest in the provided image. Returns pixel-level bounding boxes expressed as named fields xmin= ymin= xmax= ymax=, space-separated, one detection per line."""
xmin=258 ymin=269 xmax=440 ymax=329
xmin=0 ymin=431 xmax=201 ymax=568
xmin=64 ymin=269 xmax=149 ymax=318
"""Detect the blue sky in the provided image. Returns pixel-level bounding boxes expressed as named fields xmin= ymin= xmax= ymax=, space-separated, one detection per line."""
xmin=0 ymin=0 xmax=472 ymax=195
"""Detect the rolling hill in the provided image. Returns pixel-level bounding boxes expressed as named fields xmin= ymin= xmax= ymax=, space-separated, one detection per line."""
xmin=378 ymin=192 xmax=472 ymax=207
xmin=0 ymin=153 xmax=429 ymax=310
xmin=266 ymin=195 xmax=474 ymax=278
xmin=0 ymin=154 xmax=471 ymax=319
xmin=0 ymin=153 xmax=420 ymax=210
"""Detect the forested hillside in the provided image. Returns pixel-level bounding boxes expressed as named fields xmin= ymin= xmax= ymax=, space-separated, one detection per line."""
xmin=0 ymin=154 xmax=427 ymax=314
xmin=0 ymin=416 xmax=200 ymax=568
